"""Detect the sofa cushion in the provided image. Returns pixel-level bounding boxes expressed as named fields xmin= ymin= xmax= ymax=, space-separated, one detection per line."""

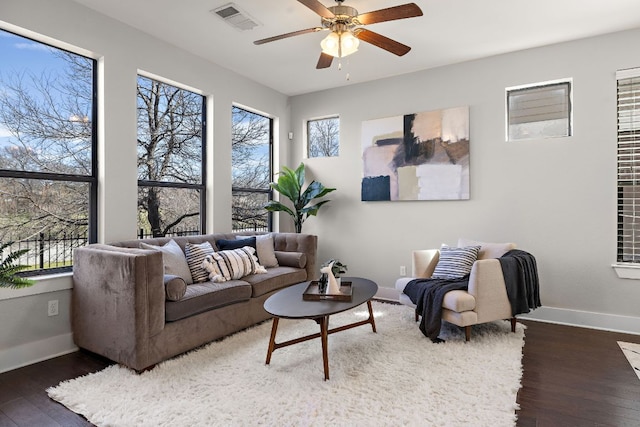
xmin=242 ymin=266 xmax=307 ymax=297
xmin=140 ymin=239 xmax=193 ymax=284
xmin=165 ymin=280 xmax=252 ymax=322
xmin=457 ymin=238 xmax=516 ymax=260
xmin=432 ymin=245 xmax=481 ymax=279
xmin=185 ymin=241 xmax=215 ymax=283
xmin=239 ymin=234 xmax=279 ymax=268
xmin=274 ymin=251 xmax=307 ymax=269
xmin=202 ymin=247 xmax=267 ymax=282
xmin=217 ymin=236 xmax=256 ymax=251
xmin=164 ymin=274 xmax=188 ymax=301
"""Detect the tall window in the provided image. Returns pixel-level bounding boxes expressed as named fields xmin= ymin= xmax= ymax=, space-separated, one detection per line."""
xmin=232 ymin=106 xmax=272 ymax=231
xmin=137 ymin=75 xmax=205 ymax=238
xmin=617 ymin=68 xmax=640 ymax=262
xmin=0 ymin=29 xmax=97 ymax=274
xmin=308 ymin=116 xmax=339 ymax=157
xmin=506 ymin=80 xmax=572 ymax=141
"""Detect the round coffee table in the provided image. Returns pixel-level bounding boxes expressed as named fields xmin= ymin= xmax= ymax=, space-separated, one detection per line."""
xmin=263 ymin=277 xmax=378 ymax=380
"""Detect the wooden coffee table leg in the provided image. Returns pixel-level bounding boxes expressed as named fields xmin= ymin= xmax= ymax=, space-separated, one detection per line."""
xmin=367 ymin=300 xmax=377 ymax=333
xmin=265 ymin=317 xmax=279 ymax=365
xmin=318 ymin=316 xmax=330 ymax=381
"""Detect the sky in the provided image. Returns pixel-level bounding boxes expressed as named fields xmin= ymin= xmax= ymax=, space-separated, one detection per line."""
xmin=0 ymin=29 xmax=67 ymax=145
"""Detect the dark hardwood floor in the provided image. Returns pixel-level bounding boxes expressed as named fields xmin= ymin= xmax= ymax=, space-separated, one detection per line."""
xmin=0 ymin=320 xmax=638 ymax=426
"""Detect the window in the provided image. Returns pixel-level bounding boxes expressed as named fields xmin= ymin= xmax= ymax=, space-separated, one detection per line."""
xmin=307 ymin=116 xmax=339 ymax=157
xmin=617 ymin=68 xmax=640 ymax=263
xmin=506 ymin=80 xmax=572 ymax=141
xmin=137 ymin=75 xmax=205 ymax=238
xmin=0 ymin=29 xmax=97 ymax=274
xmin=231 ymin=106 xmax=272 ymax=231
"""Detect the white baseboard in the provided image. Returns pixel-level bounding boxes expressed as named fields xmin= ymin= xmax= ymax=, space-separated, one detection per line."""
xmin=376 ymin=287 xmax=640 ymax=336
xmin=0 ymin=333 xmax=78 ymax=374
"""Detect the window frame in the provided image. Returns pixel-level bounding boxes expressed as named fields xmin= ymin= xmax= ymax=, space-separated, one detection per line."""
xmin=231 ymin=105 xmax=273 ymax=232
xmin=136 ymin=74 xmax=207 ymax=238
xmin=0 ymin=28 xmax=98 ymax=276
xmin=306 ymin=115 xmax=340 ymax=158
xmin=505 ymin=79 xmax=573 ymax=142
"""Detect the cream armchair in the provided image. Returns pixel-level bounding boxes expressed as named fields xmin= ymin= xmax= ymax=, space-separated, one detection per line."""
xmin=395 ymin=239 xmax=517 ymax=341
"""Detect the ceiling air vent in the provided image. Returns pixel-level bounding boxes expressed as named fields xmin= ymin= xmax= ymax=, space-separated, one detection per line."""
xmin=211 ymin=3 xmax=261 ymax=31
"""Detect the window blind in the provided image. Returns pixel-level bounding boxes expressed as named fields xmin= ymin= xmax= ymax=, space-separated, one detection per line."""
xmin=617 ymin=68 xmax=640 ymax=262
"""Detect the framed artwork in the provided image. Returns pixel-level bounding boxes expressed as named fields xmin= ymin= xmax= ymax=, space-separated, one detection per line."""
xmin=361 ymin=106 xmax=469 ymax=201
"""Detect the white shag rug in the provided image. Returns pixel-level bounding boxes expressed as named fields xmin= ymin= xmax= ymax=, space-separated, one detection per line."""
xmin=48 ymin=301 xmax=525 ymax=427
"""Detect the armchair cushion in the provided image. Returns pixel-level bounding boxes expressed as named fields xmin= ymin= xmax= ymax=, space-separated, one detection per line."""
xmin=457 ymin=238 xmax=516 ymax=260
xmin=432 ymin=245 xmax=481 ymax=279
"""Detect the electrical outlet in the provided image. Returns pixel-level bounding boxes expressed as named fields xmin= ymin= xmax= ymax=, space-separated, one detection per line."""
xmin=400 ymin=265 xmax=407 ymax=276
xmin=47 ymin=300 xmax=59 ymax=317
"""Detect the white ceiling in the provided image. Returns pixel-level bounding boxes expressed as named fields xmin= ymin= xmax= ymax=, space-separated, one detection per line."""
xmin=70 ymin=0 xmax=640 ymax=96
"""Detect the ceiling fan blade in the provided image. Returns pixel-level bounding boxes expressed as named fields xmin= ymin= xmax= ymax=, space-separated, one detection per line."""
xmin=316 ymin=52 xmax=334 ymax=69
xmin=356 ymin=3 xmax=423 ymax=25
xmin=354 ymin=29 xmax=411 ymax=56
xmin=298 ymin=0 xmax=335 ymax=19
xmin=254 ymin=27 xmax=324 ymax=45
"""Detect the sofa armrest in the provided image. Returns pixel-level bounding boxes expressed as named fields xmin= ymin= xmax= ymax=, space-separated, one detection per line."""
xmin=411 ymin=249 xmax=440 ymax=278
xmin=467 ymin=259 xmax=511 ymax=322
xmin=273 ymin=233 xmax=318 ymax=280
xmin=72 ymin=244 xmax=165 ymax=370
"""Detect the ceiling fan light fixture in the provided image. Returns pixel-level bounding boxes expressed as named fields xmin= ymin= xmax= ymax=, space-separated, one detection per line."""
xmin=320 ymin=30 xmax=359 ymax=58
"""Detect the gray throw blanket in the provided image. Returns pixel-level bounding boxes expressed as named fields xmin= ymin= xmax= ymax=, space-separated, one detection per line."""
xmin=403 ymin=250 xmax=541 ymax=341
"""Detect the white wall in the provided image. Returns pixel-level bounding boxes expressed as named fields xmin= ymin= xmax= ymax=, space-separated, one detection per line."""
xmin=0 ymin=0 xmax=290 ymax=373
xmin=290 ymin=28 xmax=640 ymax=334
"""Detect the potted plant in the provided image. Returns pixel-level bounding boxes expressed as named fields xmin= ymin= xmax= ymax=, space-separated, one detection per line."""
xmin=265 ymin=162 xmax=336 ymax=233
xmin=0 ymin=242 xmax=34 ymax=289
xmin=323 ymin=259 xmax=347 ymax=278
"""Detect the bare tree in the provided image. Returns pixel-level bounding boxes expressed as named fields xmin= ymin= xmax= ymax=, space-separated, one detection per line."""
xmin=136 ymin=76 xmax=203 ymax=237
xmin=308 ymin=117 xmax=339 ymax=158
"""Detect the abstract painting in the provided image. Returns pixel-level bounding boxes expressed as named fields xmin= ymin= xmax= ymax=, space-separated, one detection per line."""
xmin=361 ymin=106 xmax=469 ymax=201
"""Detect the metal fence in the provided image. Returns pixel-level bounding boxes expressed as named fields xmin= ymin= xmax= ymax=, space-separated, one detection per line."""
xmin=8 ymin=224 xmax=271 ymax=274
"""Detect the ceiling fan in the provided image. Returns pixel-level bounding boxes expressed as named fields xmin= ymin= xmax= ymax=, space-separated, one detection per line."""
xmin=254 ymin=0 xmax=423 ymax=69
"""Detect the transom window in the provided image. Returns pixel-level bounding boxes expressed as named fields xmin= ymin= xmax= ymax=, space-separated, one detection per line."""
xmin=307 ymin=116 xmax=340 ymax=158
xmin=0 ymin=29 xmax=97 ymax=274
xmin=506 ymin=80 xmax=572 ymax=141
xmin=136 ymin=75 xmax=206 ymax=238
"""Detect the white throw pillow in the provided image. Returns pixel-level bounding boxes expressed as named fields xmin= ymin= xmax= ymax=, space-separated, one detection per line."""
xmin=432 ymin=245 xmax=481 ymax=279
xmin=202 ymin=247 xmax=267 ymax=282
xmin=140 ymin=239 xmax=193 ymax=284
xmin=185 ymin=241 xmax=215 ymax=283
xmin=236 ymin=234 xmax=279 ymax=267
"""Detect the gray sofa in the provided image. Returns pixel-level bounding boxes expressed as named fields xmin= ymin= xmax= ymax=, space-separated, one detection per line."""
xmin=72 ymin=232 xmax=317 ymax=371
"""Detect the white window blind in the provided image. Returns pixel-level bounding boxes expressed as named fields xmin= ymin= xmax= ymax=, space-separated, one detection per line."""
xmin=617 ymin=68 xmax=640 ymax=262
xmin=507 ymin=80 xmax=572 ymax=141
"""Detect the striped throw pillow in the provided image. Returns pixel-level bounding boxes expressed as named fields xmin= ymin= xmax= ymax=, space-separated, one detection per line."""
xmin=432 ymin=245 xmax=481 ymax=279
xmin=202 ymin=246 xmax=267 ymax=283
xmin=185 ymin=241 xmax=215 ymax=283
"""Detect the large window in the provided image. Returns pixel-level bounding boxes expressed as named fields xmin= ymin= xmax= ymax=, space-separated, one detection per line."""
xmin=0 ymin=29 xmax=97 ymax=274
xmin=617 ymin=68 xmax=640 ymax=262
xmin=307 ymin=116 xmax=339 ymax=158
xmin=232 ymin=106 xmax=272 ymax=231
xmin=506 ymin=80 xmax=572 ymax=141
xmin=137 ymin=75 xmax=205 ymax=238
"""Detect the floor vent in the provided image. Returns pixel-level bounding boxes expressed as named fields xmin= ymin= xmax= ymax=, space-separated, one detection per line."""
xmin=211 ymin=3 xmax=261 ymax=31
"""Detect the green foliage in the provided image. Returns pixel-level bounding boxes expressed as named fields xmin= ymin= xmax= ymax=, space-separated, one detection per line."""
xmin=322 ymin=259 xmax=348 ymax=278
xmin=265 ymin=163 xmax=336 ymax=233
xmin=0 ymin=242 xmax=34 ymax=289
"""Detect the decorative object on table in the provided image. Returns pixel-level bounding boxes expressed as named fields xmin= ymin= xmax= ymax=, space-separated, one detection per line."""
xmin=264 ymin=162 xmax=336 ymax=233
xmin=361 ymin=106 xmax=470 ymax=201
xmin=303 ymin=259 xmax=352 ymax=301
xmin=0 ymin=241 xmax=34 ymax=289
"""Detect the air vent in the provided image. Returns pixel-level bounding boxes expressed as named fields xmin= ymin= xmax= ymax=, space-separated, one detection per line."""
xmin=211 ymin=3 xmax=261 ymax=31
